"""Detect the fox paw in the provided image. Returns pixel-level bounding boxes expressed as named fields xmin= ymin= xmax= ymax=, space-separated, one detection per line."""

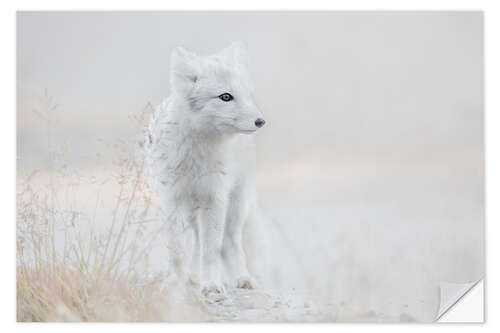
xmin=236 ymin=276 xmax=257 ymax=289
xmin=201 ymin=281 xmax=226 ymax=296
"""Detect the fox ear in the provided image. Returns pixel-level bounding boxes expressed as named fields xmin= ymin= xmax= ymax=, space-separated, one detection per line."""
xmin=218 ymin=41 xmax=249 ymax=68
xmin=170 ymin=47 xmax=200 ymax=94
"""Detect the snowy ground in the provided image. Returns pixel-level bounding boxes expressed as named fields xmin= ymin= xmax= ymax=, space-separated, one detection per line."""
xmin=202 ymin=288 xmax=417 ymax=322
xmin=206 ymin=288 xmax=339 ymax=322
xmin=18 ymin=163 xmax=483 ymax=322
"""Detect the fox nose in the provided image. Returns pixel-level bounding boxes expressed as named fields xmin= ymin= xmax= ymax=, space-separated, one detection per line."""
xmin=255 ymin=118 xmax=266 ymax=128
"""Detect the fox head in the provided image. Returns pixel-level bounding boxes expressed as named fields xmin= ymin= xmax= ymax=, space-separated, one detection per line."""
xmin=170 ymin=42 xmax=265 ymax=136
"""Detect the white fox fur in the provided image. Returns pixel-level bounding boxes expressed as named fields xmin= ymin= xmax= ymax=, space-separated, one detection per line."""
xmin=145 ymin=42 xmax=265 ymax=295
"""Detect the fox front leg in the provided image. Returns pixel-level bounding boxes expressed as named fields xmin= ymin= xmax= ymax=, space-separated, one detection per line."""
xmin=223 ymin=191 xmax=256 ymax=289
xmin=198 ymin=204 xmax=226 ymax=295
xmin=188 ymin=215 xmax=201 ymax=286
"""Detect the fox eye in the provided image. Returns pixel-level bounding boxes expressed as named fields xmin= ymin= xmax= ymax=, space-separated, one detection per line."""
xmin=218 ymin=93 xmax=233 ymax=102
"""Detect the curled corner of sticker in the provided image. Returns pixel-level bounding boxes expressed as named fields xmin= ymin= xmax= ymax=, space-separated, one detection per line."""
xmin=437 ymin=279 xmax=484 ymax=322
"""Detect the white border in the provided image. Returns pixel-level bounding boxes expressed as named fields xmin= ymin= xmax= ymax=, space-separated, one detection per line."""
xmin=3 ymin=0 xmax=497 ymax=331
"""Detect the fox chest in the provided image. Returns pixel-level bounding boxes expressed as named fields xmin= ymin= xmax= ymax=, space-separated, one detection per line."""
xmin=160 ymin=150 xmax=236 ymax=207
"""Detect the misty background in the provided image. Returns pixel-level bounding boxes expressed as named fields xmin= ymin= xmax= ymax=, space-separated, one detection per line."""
xmin=17 ymin=12 xmax=484 ymax=321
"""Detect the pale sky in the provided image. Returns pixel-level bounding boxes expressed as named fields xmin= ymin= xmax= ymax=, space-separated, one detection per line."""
xmin=17 ymin=12 xmax=483 ymax=173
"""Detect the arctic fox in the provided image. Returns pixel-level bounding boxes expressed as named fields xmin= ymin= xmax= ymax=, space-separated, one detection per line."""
xmin=145 ymin=42 xmax=265 ymax=295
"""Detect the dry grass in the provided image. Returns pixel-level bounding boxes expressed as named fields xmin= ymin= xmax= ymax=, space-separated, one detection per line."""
xmin=16 ymin=94 xmax=209 ymax=322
